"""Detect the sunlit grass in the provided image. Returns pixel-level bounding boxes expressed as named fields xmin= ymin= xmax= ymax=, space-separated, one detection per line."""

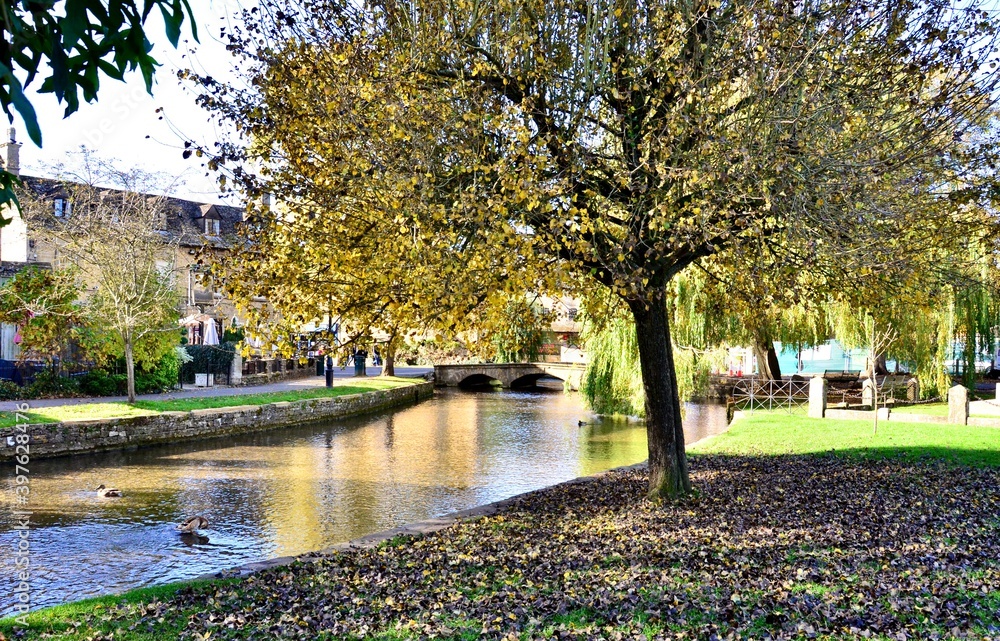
xmin=0 ymin=579 xmax=237 ymax=640
xmin=0 ymin=378 xmax=418 ymax=428
xmin=691 ymin=410 xmax=1000 ymax=467
xmin=888 ymin=402 xmax=949 ymax=416
xmin=890 ymin=400 xmax=1000 ymax=419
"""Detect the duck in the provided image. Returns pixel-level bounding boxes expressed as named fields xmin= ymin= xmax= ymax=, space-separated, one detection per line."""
xmin=176 ymin=516 xmax=210 ymax=533
xmin=577 ymin=420 xmax=589 ymax=426
xmin=95 ymin=484 xmax=122 ymax=498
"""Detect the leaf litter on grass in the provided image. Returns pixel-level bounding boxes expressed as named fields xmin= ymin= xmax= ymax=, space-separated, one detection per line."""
xmin=14 ymin=455 xmax=1000 ymax=640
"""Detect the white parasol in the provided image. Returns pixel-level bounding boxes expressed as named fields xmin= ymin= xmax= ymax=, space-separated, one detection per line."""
xmin=202 ymin=318 xmax=220 ymax=345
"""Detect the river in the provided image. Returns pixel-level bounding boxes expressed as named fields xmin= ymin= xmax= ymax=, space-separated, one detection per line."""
xmin=0 ymin=387 xmax=728 ymax=616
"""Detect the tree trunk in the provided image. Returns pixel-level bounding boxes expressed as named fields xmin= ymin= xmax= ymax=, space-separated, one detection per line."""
xmin=381 ymin=351 xmax=395 ymax=377
xmin=627 ymin=295 xmax=691 ymax=500
xmin=874 ymin=353 xmax=889 ymax=376
xmin=379 ymin=331 xmax=398 ymax=377
xmin=380 ymin=343 xmax=396 ymax=378
xmin=869 ymin=353 xmax=879 ymax=436
xmin=125 ymin=338 xmax=136 ymax=403
xmin=753 ymin=341 xmax=782 ymax=380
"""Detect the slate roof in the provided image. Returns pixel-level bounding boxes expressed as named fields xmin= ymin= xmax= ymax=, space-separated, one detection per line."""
xmin=0 ymin=261 xmax=48 ymax=279
xmin=19 ymin=176 xmax=244 ymax=249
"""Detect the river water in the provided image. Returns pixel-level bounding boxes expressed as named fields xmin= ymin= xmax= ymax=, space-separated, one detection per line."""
xmin=0 ymin=388 xmax=727 ymax=616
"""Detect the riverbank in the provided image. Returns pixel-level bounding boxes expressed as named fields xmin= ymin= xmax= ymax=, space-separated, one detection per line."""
xmin=0 ymin=378 xmax=433 ymax=460
xmin=0 ymin=366 xmax=434 ymax=412
xmin=5 ymin=412 xmax=998 ymax=639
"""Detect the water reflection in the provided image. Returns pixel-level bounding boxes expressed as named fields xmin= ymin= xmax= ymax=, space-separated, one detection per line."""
xmin=0 ymin=389 xmax=727 ymax=615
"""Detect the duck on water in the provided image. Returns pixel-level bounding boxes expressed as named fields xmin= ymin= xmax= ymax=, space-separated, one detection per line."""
xmin=176 ymin=516 xmax=210 ymax=534
xmin=95 ymin=484 xmax=121 ymax=498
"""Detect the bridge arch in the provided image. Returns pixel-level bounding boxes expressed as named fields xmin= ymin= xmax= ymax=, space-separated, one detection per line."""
xmin=434 ymin=363 xmax=586 ymax=391
xmin=509 ymin=373 xmax=564 ymax=389
xmin=457 ymin=373 xmax=503 ymax=388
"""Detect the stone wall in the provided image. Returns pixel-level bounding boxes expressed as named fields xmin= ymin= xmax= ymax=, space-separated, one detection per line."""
xmin=237 ymin=357 xmax=318 ymax=387
xmin=238 ymin=366 xmax=316 ymax=387
xmin=0 ymin=381 xmax=434 ymax=460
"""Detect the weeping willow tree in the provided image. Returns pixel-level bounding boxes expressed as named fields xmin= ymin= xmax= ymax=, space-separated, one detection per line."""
xmin=671 ymin=266 xmax=830 ymax=380
xmin=580 ymin=276 xmax=730 ymax=417
xmin=828 ymin=234 xmax=1000 ymax=399
xmin=475 ymin=296 xmax=551 ymax=363
xmin=954 ymin=279 xmax=1000 ymax=389
xmin=830 ymin=299 xmax=946 ymax=398
xmin=580 ymin=313 xmax=646 ymax=416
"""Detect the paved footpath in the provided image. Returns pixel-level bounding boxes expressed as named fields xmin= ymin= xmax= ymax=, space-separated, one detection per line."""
xmin=970 ymin=398 xmax=1000 ymax=416
xmin=0 ymin=366 xmax=433 ymax=412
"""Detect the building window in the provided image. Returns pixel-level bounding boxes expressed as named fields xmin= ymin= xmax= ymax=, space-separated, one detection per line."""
xmin=53 ymin=199 xmax=73 ymax=218
xmin=155 ymin=260 xmax=175 ymax=285
xmin=204 ymin=218 xmax=220 ymax=235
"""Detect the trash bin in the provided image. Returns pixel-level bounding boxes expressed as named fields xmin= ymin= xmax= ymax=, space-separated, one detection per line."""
xmin=354 ymin=350 xmax=367 ymax=376
xmin=316 ymin=358 xmax=324 ymax=376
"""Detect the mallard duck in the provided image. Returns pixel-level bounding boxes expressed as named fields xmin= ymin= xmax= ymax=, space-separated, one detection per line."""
xmin=95 ymin=484 xmax=121 ymax=498
xmin=176 ymin=516 xmax=210 ymax=533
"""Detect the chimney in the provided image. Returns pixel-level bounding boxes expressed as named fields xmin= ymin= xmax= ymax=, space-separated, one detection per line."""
xmin=1 ymin=127 xmax=21 ymax=177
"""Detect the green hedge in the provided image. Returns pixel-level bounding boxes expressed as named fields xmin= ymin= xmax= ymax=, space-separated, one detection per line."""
xmin=77 ymin=370 xmax=122 ymax=396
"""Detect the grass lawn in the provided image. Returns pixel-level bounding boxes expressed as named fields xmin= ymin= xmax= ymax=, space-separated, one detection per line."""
xmin=4 ymin=410 xmax=999 ymax=640
xmin=0 ymin=580 xmax=237 ymax=641
xmin=0 ymin=378 xmax=417 ymax=429
xmin=692 ymin=410 xmax=1000 ymax=466
xmin=884 ymin=401 xmax=950 ymax=416
xmin=889 ymin=400 xmax=1000 ymax=420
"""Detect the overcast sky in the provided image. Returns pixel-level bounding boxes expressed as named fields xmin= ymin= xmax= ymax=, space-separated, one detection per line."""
xmin=11 ymin=1 xmax=246 ymax=205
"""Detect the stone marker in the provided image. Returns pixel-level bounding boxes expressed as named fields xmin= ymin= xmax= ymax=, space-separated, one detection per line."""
xmin=948 ymin=385 xmax=969 ymax=425
xmin=862 ymin=378 xmax=876 ymax=407
xmin=808 ymin=376 xmax=827 ymax=419
xmin=908 ymin=378 xmax=920 ymax=402
xmin=230 ymin=352 xmax=243 ymax=386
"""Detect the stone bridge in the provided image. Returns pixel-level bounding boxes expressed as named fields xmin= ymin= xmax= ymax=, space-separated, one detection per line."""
xmin=434 ymin=362 xmax=587 ymax=391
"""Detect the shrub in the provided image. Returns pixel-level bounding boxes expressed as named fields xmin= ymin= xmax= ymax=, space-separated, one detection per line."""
xmin=26 ymin=369 xmax=80 ymax=399
xmin=78 ymin=369 xmax=121 ymax=397
xmin=135 ymin=349 xmax=181 ymax=394
xmin=0 ymin=380 xmax=24 ymax=400
xmin=222 ymin=327 xmax=245 ymax=344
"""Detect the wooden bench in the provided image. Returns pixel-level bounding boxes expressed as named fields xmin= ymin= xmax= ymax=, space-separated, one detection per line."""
xmin=824 ymin=369 xmax=861 ymax=378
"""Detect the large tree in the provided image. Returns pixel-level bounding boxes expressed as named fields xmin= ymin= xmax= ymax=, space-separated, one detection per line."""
xmin=211 ymin=188 xmax=548 ymax=376
xmin=197 ymin=33 xmax=559 ymax=377
xmin=194 ymin=0 xmax=1000 ymax=498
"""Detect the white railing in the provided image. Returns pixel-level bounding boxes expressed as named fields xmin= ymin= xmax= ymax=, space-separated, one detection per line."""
xmin=733 ymin=378 xmax=811 ymax=413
